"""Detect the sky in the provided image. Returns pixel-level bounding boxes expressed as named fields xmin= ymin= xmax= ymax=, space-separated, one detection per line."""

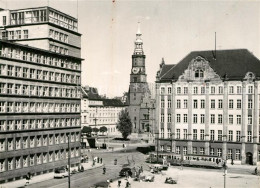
xmin=1 ymin=0 xmax=260 ymax=97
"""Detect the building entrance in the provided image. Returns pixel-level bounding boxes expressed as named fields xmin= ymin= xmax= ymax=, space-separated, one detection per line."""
xmin=246 ymin=152 xmax=253 ymax=165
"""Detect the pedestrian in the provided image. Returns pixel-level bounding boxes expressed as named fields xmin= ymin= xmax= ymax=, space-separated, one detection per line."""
xmin=118 ymin=180 xmax=121 ymax=187
xmin=103 ymin=166 xmax=106 ymax=174
xmin=97 ymin=157 xmax=100 ymax=163
xmin=114 ymin=158 xmax=117 ymax=165
xmin=100 ymin=158 xmax=103 ymax=164
xmin=126 ymin=180 xmax=130 ymax=188
xmin=140 ymin=165 xmax=143 ymax=173
xmin=25 ymin=172 xmax=31 ymax=186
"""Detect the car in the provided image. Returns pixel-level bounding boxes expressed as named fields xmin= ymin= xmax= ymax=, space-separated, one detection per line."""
xmin=54 ymin=167 xmax=69 ymax=178
xmin=119 ymin=168 xmax=132 ymax=177
xmin=165 ymin=177 xmax=177 ymax=184
xmin=145 ymin=175 xmax=155 ymax=182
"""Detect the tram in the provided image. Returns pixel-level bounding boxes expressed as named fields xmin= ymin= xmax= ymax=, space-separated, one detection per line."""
xmin=147 ymin=152 xmax=224 ymax=169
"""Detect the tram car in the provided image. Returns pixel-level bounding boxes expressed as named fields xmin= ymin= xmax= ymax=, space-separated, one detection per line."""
xmin=147 ymin=152 xmax=224 ymax=169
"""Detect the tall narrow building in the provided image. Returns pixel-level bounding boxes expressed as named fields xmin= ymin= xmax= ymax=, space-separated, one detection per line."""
xmin=128 ymin=23 xmax=154 ymax=134
xmin=0 ymin=6 xmax=82 ymax=183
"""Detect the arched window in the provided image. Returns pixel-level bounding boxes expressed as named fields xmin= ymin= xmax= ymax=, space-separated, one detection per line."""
xmin=195 ymin=69 xmax=204 ymax=78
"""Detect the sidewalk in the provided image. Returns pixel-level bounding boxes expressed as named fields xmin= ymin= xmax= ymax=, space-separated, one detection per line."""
xmin=0 ymin=162 xmax=103 ymax=188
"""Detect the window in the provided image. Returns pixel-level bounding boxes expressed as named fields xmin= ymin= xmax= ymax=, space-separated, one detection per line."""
xmin=16 ymin=30 xmax=21 ymax=39
xmin=211 ymin=86 xmax=215 ymax=94
xmin=176 ymin=146 xmax=180 ymax=154
xmin=193 ymin=100 xmax=198 ymax=109
xmin=193 ymin=129 xmax=197 ymax=140
xmin=160 ymin=114 xmax=164 ymax=123
xmin=218 ymin=130 xmax=222 ymax=141
xmin=218 ymin=99 xmax=223 ymax=109
xmin=177 ymin=87 xmax=181 ymax=94
xmin=167 ymin=100 xmax=171 ymax=108
xmin=193 ymin=87 xmax=198 ymax=94
xmin=200 ymin=129 xmax=204 ymax=140
xmin=218 ymin=86 xmax=223 ymax=94
xmin=184 ymin=99 xmax=188 ymax=109
xmin=229 ymin=86 xmax=234 ymax=94
xmin=160 ymin=99 xmax=164 ymax=108
xmin=248 ymin=99 xmax=253 ymax=109
xmin=177 ymin=100 xmax=181 ymax=109
xmin=201 ymin=87 xmax=205 ymax=94
xmin=183 ymin=129 xmax=188 ymax=139
xmin=248 ymin=86 xmax=253 ymax=94
xmin=247 ymin=115 xmax=253 ymax=125
xmin=210 ymin=114 xmax=215 ymax=124
xmin=195 ymin=69 xmax=203 ymax=78
xmin=184 ymin=87 xmax=188 ymax=94
xmin=210 ymin=148 xmax=214 ymax=156
xmin=176 ymin=129 xmax=180 ymax=139
xmin=176 ymin=114 xmax=181 ymax=123
xmin=236 ymin=131 xmax=241 ymax=142
xmin=247 ymin=131 xmax=252 ymax=142
xmin=167 ymin=87 xmax=172 ymax=94
xmin=229 ymin=100 xmax=233 ymax=109
xmin=183 ymin=114 xmax=188 ymax=123
xmin=211 ymin=100 xmax=215 ymax=109
xmin=228 ymin=149 xmax=233 ymax=159
xmin=237 ymin=99 xmax=241 ymax=109
xmin=228 ymin=130 xmax=233 ymax=141
xmin=192 ymin=147 xmax=197 ymax=154
xmin=218 ymin=114 xmax=223 ymax=124
xmin=235 ymin=149 xmax=240 ymax=160
xmin=201 ymin=100 xmax=205 ymax=109
xmin=3 ymin=16 xmax=6 ymax=25
xmin=183 ymin=146 xmax=187 ymax=155
xmin=193 ymin=114 xmax=197 ymax=124
xmin=200 ymin=114 xmax=205 ymax=124
xmin=167 ymin=114 xmax=171 ymax=123
xmin=237 ymin=86 xmax=242 ymax=94
xmin=229 ymin=115 xmax=233 ymax=124
xmin=217 ymin=148 xmax=222 ymax=157
xmin=237 ymin=115 xmax=241 ymax=125
xmin=200 ymin=147 xmax=205 ymax=155
xmin=210 ymin=130 xmax=215 ymax=140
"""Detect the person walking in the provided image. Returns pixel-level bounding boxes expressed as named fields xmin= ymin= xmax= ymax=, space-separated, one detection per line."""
xmin=103 ymin=166 xmax=106 ymax=174
xmin=25 ymin=172 xmax=31 ymax=186
xmin=117 ymin=180 xmax=121 ymax=187
xmin=100 ymin=158 xmax=103 ymax=164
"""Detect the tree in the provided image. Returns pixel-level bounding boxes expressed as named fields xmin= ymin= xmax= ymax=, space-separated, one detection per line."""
xmin=92 ymin=127 xmax=99 ymax=134
xmin=82 ymin=126 xmax=92 ymax=137
xmin=100 ymin=126 xmax=108 ymax=135
xmin=116 ymin=109 xmax=132 ymax=140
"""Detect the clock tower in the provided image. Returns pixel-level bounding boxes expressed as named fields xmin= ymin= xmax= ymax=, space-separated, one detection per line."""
xmin=128 ymin=23 xmax=149 ymax=133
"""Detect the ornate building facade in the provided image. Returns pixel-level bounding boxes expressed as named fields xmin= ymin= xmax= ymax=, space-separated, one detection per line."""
xmin=0 ymin=6 xmax=82 ymax=183
xmin=156 ymin=49 xmax=260 ymax=165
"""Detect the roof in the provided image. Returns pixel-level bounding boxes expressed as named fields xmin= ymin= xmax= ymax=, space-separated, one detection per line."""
xmin=102 ymin=99 xmax=126 ymax=107
xmin=81 ymin=87 xmax=101 ymax=100
xmin=159 ymin=49 xmax=260 ymax=81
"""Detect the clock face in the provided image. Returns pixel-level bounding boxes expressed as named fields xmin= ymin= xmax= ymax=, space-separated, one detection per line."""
xmin=132 ymin=67 xmax=139 ymax=74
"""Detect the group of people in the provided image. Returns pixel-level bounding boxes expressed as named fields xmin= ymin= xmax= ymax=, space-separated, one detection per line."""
xmin=92 ymin=156 xmax=103 ymax=166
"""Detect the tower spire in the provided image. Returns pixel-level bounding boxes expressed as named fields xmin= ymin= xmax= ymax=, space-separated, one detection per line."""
xmin=134 ymin=22 xmax=143 ymax=55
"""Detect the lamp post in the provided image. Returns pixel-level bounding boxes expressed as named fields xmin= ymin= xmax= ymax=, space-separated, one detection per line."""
xmin=93 ymin=117 xmax=97 ymax=136
xmin=67 ymin=135 xmax=71 ymax=188
xmin=155 ymin=132 xmax=159 ymax=163
xmin=223 ymin=161 xmax=227 ymax=188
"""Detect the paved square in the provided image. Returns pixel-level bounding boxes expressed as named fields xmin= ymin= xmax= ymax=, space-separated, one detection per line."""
xmin=111 ymin=167 xmax=259 ymax=188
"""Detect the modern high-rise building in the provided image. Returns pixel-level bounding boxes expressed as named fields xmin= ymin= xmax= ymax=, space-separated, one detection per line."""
xmin=127 ymin=24 xmax=155 ymax=135
xmin=156 ymin=49 xmax=260 ymax=165
xmin=0 ymin=6 xmax=82 ymax=183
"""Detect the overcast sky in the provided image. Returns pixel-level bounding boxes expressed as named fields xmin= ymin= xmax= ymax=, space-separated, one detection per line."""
xmin=1 ymin=0 xmax=260 ymax=97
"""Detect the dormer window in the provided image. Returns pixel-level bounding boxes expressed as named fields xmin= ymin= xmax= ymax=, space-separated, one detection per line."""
xmin=195 ymin=69 xmax=204 ymax=78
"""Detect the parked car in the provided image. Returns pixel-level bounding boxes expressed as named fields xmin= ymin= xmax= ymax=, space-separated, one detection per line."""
xmin=145 ymin=174 xmax=155 ymax=182
xmin=119 ymin=168 xmax=132 ymax=177
xmin=165 ymin=177 xmax=177 ymax=184
xmin=54 ymin=167 xmax=69 ymax=178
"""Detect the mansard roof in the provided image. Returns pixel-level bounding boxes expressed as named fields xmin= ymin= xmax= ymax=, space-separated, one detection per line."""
xmin=159 ymin=49 xmax=260 ymax=82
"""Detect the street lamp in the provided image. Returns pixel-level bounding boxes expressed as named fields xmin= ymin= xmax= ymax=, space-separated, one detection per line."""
xmin=223 ymin=161 xmax=227 ymax=188
xmin=67 ymin=135 xmax=71 ymax=188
